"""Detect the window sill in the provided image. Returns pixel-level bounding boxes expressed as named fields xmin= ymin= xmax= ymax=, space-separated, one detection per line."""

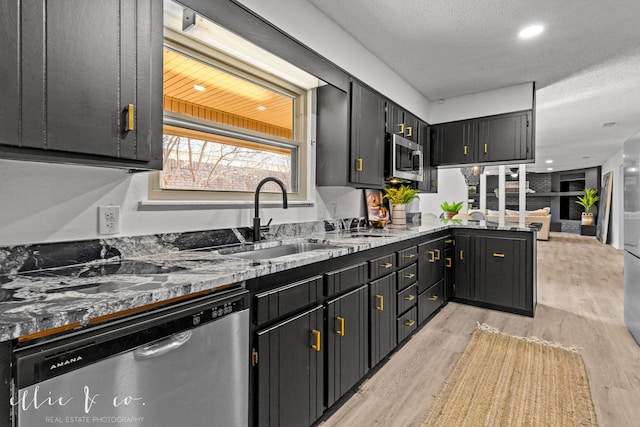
xmin=137 ymin=200 xmax=315 ymax=211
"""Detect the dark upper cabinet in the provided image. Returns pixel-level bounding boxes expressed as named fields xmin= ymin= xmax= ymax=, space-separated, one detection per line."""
xmin=370 ymin=274 xmax=397 ymax=367
xmin=256 ymin=306 xmax=324 ymax=427
xmin=386 ymin=102 xmax=419 ymax=142
xmin=417 ymin=122 xmax=438 ymax=193
xmin=0 ymin=0 xmax=162 ymax=169
xmin=316 ymin=80 xmax=384 ymax=188
xmin=432 ymin=110 xmax=534 ymax=167
xmin=432 ymin=120 xmax=477 ymax=166
xmin=453 ymin=233 xmax=474 ymax=301
xmin=326 ymin=285 xmax=369 ymax=407
xmin=478 ymin=111 xmax=532 ymax=163
xmin=475 ymin=235 xmax=532 ymax=312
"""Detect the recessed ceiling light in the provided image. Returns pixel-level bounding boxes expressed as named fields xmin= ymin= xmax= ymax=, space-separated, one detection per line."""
xmin=193 ymin=84 xmax=206 ymax=92
xmin=256 ymin=105 xmax=267 ymax=111
xmin=545 ymin=160 xmax=553 ymax=164
xmin=546 ymin=167 xmax=553 ymax=171
xmin=602 ymin=122 xmax=617 ymax=128
xmin=519 ymin=24 xmax=544 ymax=39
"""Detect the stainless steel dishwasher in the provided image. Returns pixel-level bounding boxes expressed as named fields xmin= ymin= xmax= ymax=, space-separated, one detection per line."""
xmin=13 ymin=289 xmax=249 ymax=427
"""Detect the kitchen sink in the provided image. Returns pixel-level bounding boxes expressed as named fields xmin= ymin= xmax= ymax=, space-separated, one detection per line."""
xmin=223 ymin=242 xmax=342 ymax=260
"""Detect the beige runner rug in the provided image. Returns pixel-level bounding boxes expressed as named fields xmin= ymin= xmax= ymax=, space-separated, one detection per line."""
xmin=421 ymin=324 xmax=598 ymax=427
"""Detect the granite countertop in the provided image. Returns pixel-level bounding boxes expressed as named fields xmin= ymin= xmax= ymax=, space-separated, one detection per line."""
xmin=0 ymin=218 xmax=532 ymax=342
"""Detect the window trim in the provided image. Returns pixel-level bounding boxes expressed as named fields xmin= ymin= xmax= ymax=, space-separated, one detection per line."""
xmin=149 ymin=30 xmax=309 ymax=203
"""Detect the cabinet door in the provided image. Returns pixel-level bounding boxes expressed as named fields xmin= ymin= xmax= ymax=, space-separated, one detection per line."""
xmin=478 ymin=111 xmax=531 ymax=162
xmin=433 ymin=121 xmax=477 ymax=166
xmin=418 ymin=238 xmax=445 ymax=293
xmin=387 ymin=102 xmax=404 ymax=135
xmin=326 ymin=285 xmax=369 ymax=407
xmin=370 ymin=274 xmax=397 ymax=367
xmin=418 ymin=122 xmax=437 ymax=193
xmin=2 ymin=1 xmax=161 ymax=166
xmin=475 ymin=236 xmax=529 ymax=310
xmin=453 ymin=233 xmax=474 ymax=300
xmin=444 ymin=245 xmax=455 ymax=300
xmin=257 ymin=306 xmax=324 ymax=427
xmin=350 ymin=81 xmax=385 ymax=187
xmin=0 ymin=2 xmax=19 ymax=147
xmin=403 ymin=111 xmax=420 ymax=143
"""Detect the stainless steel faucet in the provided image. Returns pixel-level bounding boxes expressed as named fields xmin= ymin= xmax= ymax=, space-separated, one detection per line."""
xmin=253 ymin=177 xmax=288 ymax=241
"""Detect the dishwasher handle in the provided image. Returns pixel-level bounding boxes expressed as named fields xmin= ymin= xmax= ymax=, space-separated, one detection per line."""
xmin=133 ymin=330 xmax=192 ymax=360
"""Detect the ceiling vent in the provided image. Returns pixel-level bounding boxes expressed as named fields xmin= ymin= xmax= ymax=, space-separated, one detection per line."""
xmin=602 ymin=122 xmax=617 ymax=128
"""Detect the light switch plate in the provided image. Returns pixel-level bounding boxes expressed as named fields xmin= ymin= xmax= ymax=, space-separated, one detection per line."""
xmin=98 ymin=206 xmax=120 ymax=235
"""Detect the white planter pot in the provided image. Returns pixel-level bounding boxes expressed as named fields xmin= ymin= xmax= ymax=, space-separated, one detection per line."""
xmin=581 ymin=212 xmax=594 ymax=226
xmin=391 ymin=205 xmax=406 ymax=225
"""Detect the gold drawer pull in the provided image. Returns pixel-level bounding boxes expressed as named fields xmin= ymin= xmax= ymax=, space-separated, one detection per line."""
xmin=376 ymin=295 xmax=384 ymax=311
xmin=381 ymin=262 xmax=393 ymax=269
xmin=446 ymin=257 xmax=452 ymax=268
xmin=445 ymin=239 xmax=453 ymax=244
xmin=405 ymin=319 xmax=416 ymax=327
xmin=435 ymin=249 xmax=441 ymax=260
xmin=125 ymin=103 xmax=135 ymax=132
xmin=251 ymin=350 xmax=259 ymax=366
xmin=429 ymin=295 xmax=439 ymax=301
xmin=404 ymin=294 xmax=416 ymax=302
xmin=356 ymin=158 xmax=363 ymax=171
xmin=460 ymin=250 xmax=464 ymax=261
xmin=484 ymin=143 xmax=488 ymax=154
xmin=406 ymin=126 xmax=413 ymax=137
xmin=429 ymin=251 xmax=435 ymax=263
xmin=311 ymin=330 xmax=321 ymax=351
xmin=464 ymin=145 xmax=468 ymax=155
xmin=404 ymin=273 xmax=416 ymax=279
xmin=336 ymin=317 xmax=345 ymax=336
xmin=397 ymin=123 xmax=405 ymax=134
xmin=493 ymin=253 xmax=505 ymax=258
xmin=404 ymin=254 xmax=416 ymax=259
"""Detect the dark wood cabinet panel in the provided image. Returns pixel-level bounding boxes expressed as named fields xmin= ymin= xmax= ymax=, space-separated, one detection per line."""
xmin=397 ymin=264 xmax=418 ymax=291
xmin=0 ymin=0 xmax=162 ymax=169
xmin=418 ymin=280 xmax=445 ymax=324
xmin=453 ymin=233 xmax=474 ymax=301
xmin=326 ymin=285 xmax=369 ymax=407
xmin=397 ymin=306 xmax=417 ymax=342
xmin=397 ymin=283 xmax=418 ymax=314
xmin=432 ymin=120 xmax=476 ymax=166
xmin=254 ymin=276 xmax=323 ymax=325
xmin=324 ymin=262 xmax=367 ymax=297
xmin=418 ymin=122 xmax=438 ymax=193
xmin=397 ymin=246 xmax=418 ymax=268
xmin=478 ymin=111 xmax=532 ymax=162
xmin=369 ymin=253 xmax=396 ymax=281
xmin=370 ymin=273 xmax=397 ymax=367
xmin=418 ymin=238 xmax=445 ymax=293
xmin=0 ymin=2 xmax=19 ymax=148
xmin=444 ymin=246 xmax=455 ymax=300
xmin=256 ymin=306 xmax=324 ymax=427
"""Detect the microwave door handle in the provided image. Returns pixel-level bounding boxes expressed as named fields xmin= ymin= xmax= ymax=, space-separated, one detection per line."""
xmin=413 ymin=150 xmax=424 ymax=177
xmin=133 ymin=330 xmax=193 ymax=360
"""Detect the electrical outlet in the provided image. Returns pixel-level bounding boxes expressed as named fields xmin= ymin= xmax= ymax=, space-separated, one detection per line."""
xmin=98 ymin=206 xmax=120 ymax=235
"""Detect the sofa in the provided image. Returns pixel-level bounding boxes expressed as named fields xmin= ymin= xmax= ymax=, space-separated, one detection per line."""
xmin=484 ymin=207 xmax=551 ymax=240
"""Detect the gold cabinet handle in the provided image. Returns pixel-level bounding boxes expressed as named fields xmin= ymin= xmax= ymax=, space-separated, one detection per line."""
xmin=404 ymin=294 xmax=416 ymax=302
xmin=429 ymin=295 xmax=439 ymax=301
xmin=460 ymin=250 xmax=464 ymax=261
xmin=311 ymin=330 xmax=321 ymax=351
xmin=464 ymin=145 xmax=468 ymax=155
xmin=381 ymin=262 xmax=393 ymax=269
xmin=493 ymin=253 xmax=505 ymax=258
xmin=404 ymin=254 xmax=416 ymax=259
xmin=445 ymin=239 xmax=453 ymax=244
xmin=435 ymin=249 xmax=441 ymax=260
xmin=376 ymin=295 xmax=384 ymax=311
xmin=397 ymin=123 xmax=405 ymax=134
xmin=484 ymin=143 xmax=488 ymax=154
xmin=251 ymin=349 xmax=259 ymax=366
xmin=406 ymin=126 xmax=413 ymax=137
xmin=405 ymin=319 xmax=416 ymax=327
xmin=429 ymin=251 xmax=435 ymax=263
xmin=336 ymin=317 xmax=345 ymax=336
xmin=446 ymin=257 xmax=452 ymax=268
xmin=356 ymin=158 xmax=363 ymax=171
xmin=125 ymin=104 xmax=135 ymax=132
xmin=404 ymin=273 xmax=416 ymax=279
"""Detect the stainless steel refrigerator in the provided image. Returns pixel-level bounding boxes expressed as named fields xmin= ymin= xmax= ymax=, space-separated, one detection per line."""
xmin=623 ymin=129 xmax=640 ymax=345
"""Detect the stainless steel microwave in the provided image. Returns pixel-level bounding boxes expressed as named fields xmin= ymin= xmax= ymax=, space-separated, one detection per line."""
xmin=386 ymin=133 xmax=424 ymax=181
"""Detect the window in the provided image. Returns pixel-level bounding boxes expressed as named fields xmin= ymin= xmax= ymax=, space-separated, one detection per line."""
xmin=151 ymin=5 xmax=318 ymax=202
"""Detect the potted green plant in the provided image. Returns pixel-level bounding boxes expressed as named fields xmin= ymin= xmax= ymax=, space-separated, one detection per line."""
xmin=440 ymin=201 xmax=464 ymax=219
xmin=384 ymin=184 xmax=419 ymax=226
xmin=576 ymin=187 xmax=599 ymax=226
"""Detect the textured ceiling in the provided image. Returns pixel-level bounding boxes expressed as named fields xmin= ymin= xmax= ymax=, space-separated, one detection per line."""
xmin=308 ymin=0 xmax=640 ymax=172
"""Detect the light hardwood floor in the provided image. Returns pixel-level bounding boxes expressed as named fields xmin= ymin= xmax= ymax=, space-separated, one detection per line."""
xmin=321 ymin=232 xmax=640 ymax=427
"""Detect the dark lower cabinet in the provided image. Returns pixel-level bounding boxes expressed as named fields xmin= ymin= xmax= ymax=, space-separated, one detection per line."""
xmin=418 ymin=280 xmax=445 ymax=324
xmin=256 ymin=306 xmax=324 ymax=427
xmin=0 ymin=0 xmax=162 ymax=169
xmin=453 ymin=233 xmax=474 ymax=300
xmin=444 ymin=245 xmax=455 ymax=300
xmin=397 ymin=306 xmax=418 ymax=342
xmin=418 ymin=238 xmax=445 ymax=293
xmin=475 ymin=236 xmax=532 ymax=312
xmin=370 ymin=274 xmax=397 ymax=367
xmin=326 ymin=285 xmax=369 ymax=407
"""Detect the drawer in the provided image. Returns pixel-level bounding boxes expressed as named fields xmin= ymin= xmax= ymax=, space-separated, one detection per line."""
xmin=397 ymin=263 xmax=417 ymax=290
xmin=368 ymin=253 xmax=396 ymax=280
xmin=325 ymin=262 xmax=367 ymax=297
xmin=397 ymin=283 xmax=417 ymax=314
xmin=418 ymin=279 xmax=445 ymax=325
xmin=255 ymin=275 xmax=324 ymax=325
xmin=397 ymin=306 xmax=417 ymax=342
xmin=397 ymin=246 xmax=418 ymax=268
